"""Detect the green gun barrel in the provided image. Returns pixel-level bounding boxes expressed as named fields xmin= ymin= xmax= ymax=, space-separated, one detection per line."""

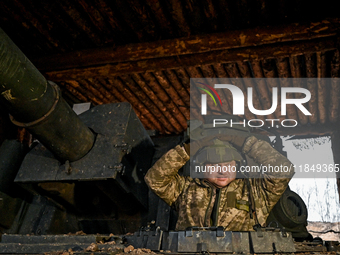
xmin=0 ymin=28 xmax=94 ymax=162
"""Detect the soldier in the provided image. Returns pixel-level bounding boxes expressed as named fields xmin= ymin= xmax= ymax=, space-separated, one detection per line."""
xmin=144 ymin=134 xmax=294 ymax=231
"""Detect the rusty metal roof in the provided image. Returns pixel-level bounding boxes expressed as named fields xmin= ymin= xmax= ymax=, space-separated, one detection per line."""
xmin=1 ymin=0 xmax=340 ymax=135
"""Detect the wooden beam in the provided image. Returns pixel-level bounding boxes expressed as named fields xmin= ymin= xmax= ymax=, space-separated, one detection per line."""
xmin=305 ymin=53 xmax=318 ymax=125
xmin=33 ymin=18 xmax=340 ymax=72
xmin=255 ymin=124 xmax=338 ymax=137
xmin=44 ymin=37 xmax=338 ymax=81
xmin=289 ymin=56 xmax=309 ymax=125
xmin=276 ymin=58 xmax=299 ymax=122
xmin=317 ymin=52 xmax=329 ymax=124
xmin=330 ymin=50 xmax=340 ymax=123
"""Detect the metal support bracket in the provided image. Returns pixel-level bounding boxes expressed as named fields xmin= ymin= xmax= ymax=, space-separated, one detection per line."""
xmin=124 ymin=225 xmax=163 ymax=251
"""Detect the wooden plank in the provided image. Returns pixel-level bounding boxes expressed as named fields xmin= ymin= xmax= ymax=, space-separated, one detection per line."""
xmin=261 ymin=59 xmax=284 ymax=122
xmin=162 ymin=69 xmax=199 ymax=121
xmin=162 ymin=70 xmax=190 ymax=109
xmin=80 ymin=79 xmax=109 ymax=104
xmin=174 ymin=69 xmax=204 ymax=122
xmin=61 ymin=88 xmax=82 ymax=105
xmin=187 ymin=66 xmax=219 ymax=116
xmin=330 ymin=50 xmax=340 ymax=123
xmin=224 ymin=63 xmax=255 ymax=121
xmin=199 ymin=65 xmax=223 ymax=114
xmin=304 ymin=53 xmax=318 ymax=124
xmin=70 ymin=80 xmax=103 ymax=105
xmin=156 ymin=0 xmax=190 ymax=37
xmin=181 ymin=0 xmax=205 ymax=34
xmin=60 ymin=81 xmax=89 ymax=103
xmin=275 ymin=57 xmax=299 ymax=122
xmin=33 ymin=19 xmax=340 ymax=71
xmin=139 ymin=72 xmax=184 ymax=133
xmin=212 ymin=63 xmax=233 ymax=115
xmin=144 ymin=0 xmax=176 ymax=38
xmin=200 ymin=0 xmax=219 ymax=32
xmin=87 ymin=78 xmax=117 ymax=103
xmin=14 ymin=0 xmax=65 ymax=51
xmin=116 ymin=0 xmax=157 ymax=42
xmin=236 ymin=61 xmax=265 ymax=122
xmin=66 ymin=80 xmax=97 ymax=104
xmin=316 ymin=52 xmax=328 ymax=124
xmin=110 ymin=77 xmax=165 ymax=133
xmin=1 ymin=1 xmax=51 ymax=54
xmin=57 ymin=0 xmax=103 ymax=46
xmin=250 ymin=61 xmax=276 ymax=120
xmin=119 ymin=74 xmax=177 ymax=133
xmin=98 ymin=78 xmax=127 ymax=103
xmin=37 ymin=0 xmax=85 ymax=45
xmin=97 ymin=78 xmax=153 ymax=131
xmin=214 ymin=0 xmax=234 ymax=30
xmin=255 ymin=124 xmax=337 ymax=137
xmin=11 ymin=0 xmax=62 ymax=50
xmin=93 ymin=0 xmax=121 ymax=31
xmin=130 ymin=73 xmax=182 ymax=133
xmin=289 ymin=56 xmax=309 ymax=125
xmin=205 ymin=64 xmax=233 ymax=116
xmin=77 ymin=0 xmax=114 ymax=44
xmin=153 ymin=71 xmax=188 ymax=129
xmin=43 ymin=37 xmax=337 ymax=81
xmin=92 ymin=0 xmax=137 ymax=44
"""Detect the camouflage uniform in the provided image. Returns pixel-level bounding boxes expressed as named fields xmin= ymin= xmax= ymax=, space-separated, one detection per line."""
xmin=144 ymin=136 xmax=294 ymax=231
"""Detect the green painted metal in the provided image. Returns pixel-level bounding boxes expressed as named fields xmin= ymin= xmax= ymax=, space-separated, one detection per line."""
xmin=0 ymin=28 xmax=94 ymax=162
xmin=0 ymin=28 xmax=54 ymax=123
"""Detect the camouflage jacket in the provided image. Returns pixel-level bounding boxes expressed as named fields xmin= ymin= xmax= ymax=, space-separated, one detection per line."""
xmin=144 ymin=136 xmax=294 ymax=231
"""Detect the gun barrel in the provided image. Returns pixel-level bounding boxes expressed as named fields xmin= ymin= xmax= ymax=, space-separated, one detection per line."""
xmin=0 ymin=28 xmax=95 ymax=162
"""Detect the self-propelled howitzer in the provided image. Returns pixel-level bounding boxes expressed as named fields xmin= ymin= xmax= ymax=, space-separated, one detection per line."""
xmin=0 ymin=27 xmax=155 ymax=236
xmin=0 ymin=27 xmax=337 ymax=254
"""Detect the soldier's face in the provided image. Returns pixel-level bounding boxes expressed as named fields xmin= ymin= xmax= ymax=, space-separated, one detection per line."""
xmin=205 ymin=161 xmax=237 ymax=188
